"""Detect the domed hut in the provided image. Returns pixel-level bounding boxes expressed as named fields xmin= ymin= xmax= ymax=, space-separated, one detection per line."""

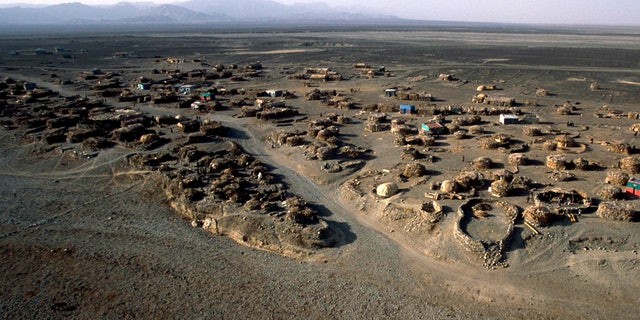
xmin=376 ymin=182 xmax=399 ymax=198
xmin=508 ymin=153 xmax=528 ymax=165
xmin=605 ymin=170 xmax=629 ymax=186
xmin=619 ymin=157 xmax=640 ymax=174
xmin=597 ymin=185 xmax=624 ymax=200
xmin=490 ymin=180 xmax=512 ymax=197
xmin=455 ymin=171 xmax=483 ymax=190
xmin=546 ymin=154 xmax=569 ymax=170
xmin=440 ymin=180 xmax=458 ymax=193
xmin=522 ymin=126 xmax=542 ymax=137
xmin=523 ymin=205 xmax=555 ymax=227
xmin=403 ymin=163 xmax=427 ymax=178
xmin=596 ymin=201 xmax=635 ymax=222
xmin=492 ymin=169 xmax=514 ymax=182
xmin=472 ymin=156 xmax=493 ymax=170
xmin=554 ymin=134 xmax=575 ymax=148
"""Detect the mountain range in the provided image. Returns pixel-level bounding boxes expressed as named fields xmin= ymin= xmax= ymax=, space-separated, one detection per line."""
xmin=0 ymin=0 xmax=406 ymax=25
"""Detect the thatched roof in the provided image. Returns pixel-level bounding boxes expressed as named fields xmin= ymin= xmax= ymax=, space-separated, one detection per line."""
xmin=605 ymin=170 xmax=629 ymax=186
xmin=492 ymin=169 xmax=514 ymax=182
xmin=523 ymin=205 xmax=555 ymax=227
xmin=490 ymin=180 xmax=512 ymax=197
xmin=546 ymin=154 xmax=569 ymax=170
xmin=403 ymin=163 xmax=427 ymax=178
xmin=508 ymin=153 xmax=527 ymax=165
xmin=472 ymin=157 xmax=493 ymax=170
xmin=522 ymin=126 xmax=542 ymax=137
xmin=596 ymin=185 xmax=624 ymax=200
xmin=455 ymin=171 xmax=483 ymax=190
xmin=440 ymin=180 xmax=457 ymax=193
xmin=596 ymin=201 xmax=635 ymax=222
xmin=554 ymin=134 xmax=575 ymax=147
xmin=620 ymin=157 xmax=640 ymax=174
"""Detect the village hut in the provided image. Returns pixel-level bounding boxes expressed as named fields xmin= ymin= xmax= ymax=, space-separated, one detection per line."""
xmin=453 ymin=115 xmax=482 ymax=126
xmin=403 ymin=163 xmax=427 ymax=178
xmin=619 ymin=157 xmax=640 ymax=174
xmin=445 ymin=123 xmax=460 ymax=134
xmin=590 ymin=82 xmax=600 ymax=91
xmin=472 ymin=156 xmax=493 ymax=170
xmin=420 ymin=201 xmax=444 ymax=223
xmin=376 ymin=182 xmax=399 ymax=198
xmin=453 ymin=130 xmax=467 ymax=139
xmin=523 ymin=205 xmax=555 ymax=227
xmin=535 ymin=188 xmax=581 ymax=206
xmin=508 ymin=153 xmax=528 ymax=165
xmin=572 ymin=157 xmax=590 ymax=170
xmin=492 ymin=133 xmax=511 ymax=145
xmin=511 ymin=175 xmax=533 ymax=188
xmin=492 ymin=169 xmax=514 ymax=182
xmin=549 ymin=170 xmax=576 ymax=182
xmin=401 ymin=147 xmax=422 ymax=161
xmin=607 ymin=143 xmax=631 ymax=155
xmin=139 ymin=133 xmax=160 ymax=146
xmin=490 ymin=180 xmax=512 ymax=197
xmin=415 ymin=135 xmax=435 ymax=147
xmin=597 ymin=185 xmax=624 ymax=200
xmin=629 ymin=123 xmax=640 ymax=132
xmin=605 ymin=170 xmax=629 ymax=186
xmin=479 ymin=137 xmax=500 ymax=150
xmin=316 ymin=146 xmax=334 ymax=160
xmin=535 ymin=88 xmax=549 ymax=96
xmin=554 ymin=134 xmax=576 ymax=148
xmin=542 ymin=140 xmax=557 ymax=151
xmin=470 ymin=203 xmax=493 ymax=219
xmin=455 ymin=171 xmax=483 ymax=190
xmin=440 ymin=180 xmax=457 ymax=193
xmin=285 ymin=135 xmax=304 ymax=146
xmin=522 ymin=126 xmax=542 ymax=137
xmin=338 ymin=146 xmax=361 ymax=158
xmin=546 ymin=154 xmax=569 ymax=170
xmin=468 ymin=125 xmax=484 ymax=135
xmin=316 ymin=129 xmax=335 ymax=141
xmin=596 ymin=201 xmax=635 ymax=222
xmin=556 ymin=105 xmax=573 ymax=115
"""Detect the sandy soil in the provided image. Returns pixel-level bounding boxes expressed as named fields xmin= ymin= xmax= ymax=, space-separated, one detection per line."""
xmin=1 ymin=24 xmax=640 ymax=319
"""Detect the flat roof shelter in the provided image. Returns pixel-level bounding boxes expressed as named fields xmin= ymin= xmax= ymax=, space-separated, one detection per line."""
xmin=499 ymin=114 xmax=519 ymax=125
xmin=399 ymin=104 xmax=415 ymax=114
xmin=421 ymin=122 xmax=444 ymax=135
xmin=626 ymin=178 xmax=640 ymax=196
xmin=385 ymin=88 xmax=397 ymax=97
xmin=179 ymin=85 xmax=197 ymax=95
xmin=200 ymin=92 xmax=214 ymax=101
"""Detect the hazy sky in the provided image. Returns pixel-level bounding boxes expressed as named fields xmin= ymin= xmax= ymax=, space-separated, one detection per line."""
xmin=1 ymin=0 xmax=639 ymax=25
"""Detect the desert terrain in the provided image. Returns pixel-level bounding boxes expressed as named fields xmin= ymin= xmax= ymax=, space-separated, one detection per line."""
xmin=0 ymin=24 xmax=639 ymax=319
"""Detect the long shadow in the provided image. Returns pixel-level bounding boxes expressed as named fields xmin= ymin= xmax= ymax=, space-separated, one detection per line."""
xmin=308 ymin=203 xmax=357 ymax=247
xmin=309 ymin=203 xmax=333 ymax=218
xmin=225 ymin=126 xmax=250 ymax=140
xmin=507 ymin=226 xmax=527 ymax=252
xmin=325 ymin=220 xmax=357 ymax=247
xmin=528 ymin=159 xmax=545 ymax=166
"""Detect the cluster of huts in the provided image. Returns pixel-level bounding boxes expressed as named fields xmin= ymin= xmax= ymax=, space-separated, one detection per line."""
xmin=0 ymin=71 xmax=336 ymax=253
xmin=288 ymin=67 xmax=343 ymax=82
xmin=267 ymin=112 xmax=367 ymax=165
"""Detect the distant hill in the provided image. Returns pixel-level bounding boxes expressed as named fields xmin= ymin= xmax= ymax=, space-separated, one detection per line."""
xmin=0 ymin=0 xmax=405 ymax=25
